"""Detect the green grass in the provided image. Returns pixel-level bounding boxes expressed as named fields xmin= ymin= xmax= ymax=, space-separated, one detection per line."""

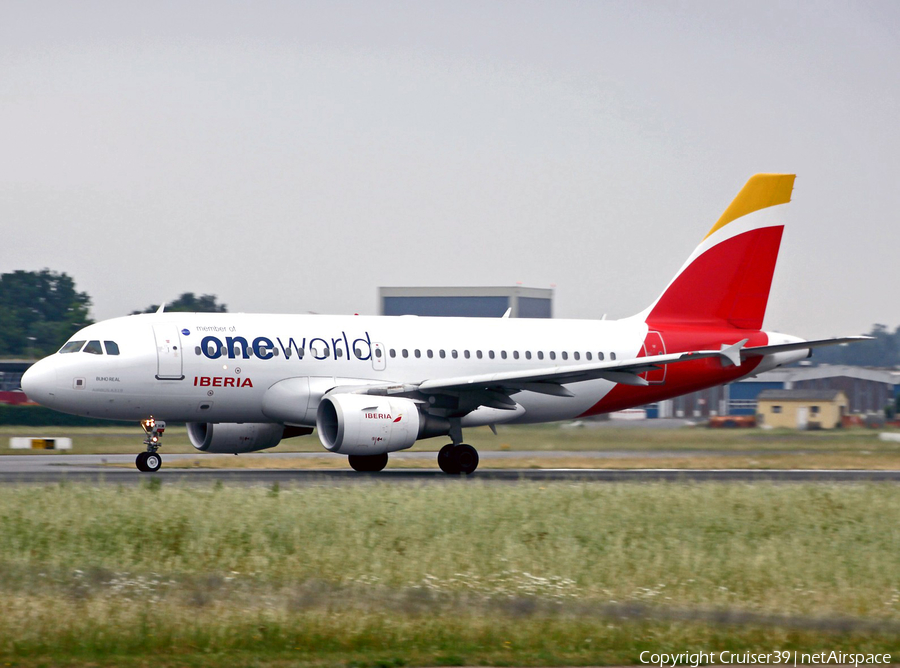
xmin=1 ymin=482 xmax=899 ymax=665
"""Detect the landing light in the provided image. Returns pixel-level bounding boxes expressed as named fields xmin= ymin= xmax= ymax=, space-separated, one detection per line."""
xmin=141 ymin=417 xmax=165 ymax=435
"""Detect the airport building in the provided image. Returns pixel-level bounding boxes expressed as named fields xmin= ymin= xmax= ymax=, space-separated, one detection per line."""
xmin=379 ymin=286 xmax=553 ymax=318
xmin=755 ymin=389 xmax=849 ymax=430
xmin=648 ymin=365 xmax=899 ymax=420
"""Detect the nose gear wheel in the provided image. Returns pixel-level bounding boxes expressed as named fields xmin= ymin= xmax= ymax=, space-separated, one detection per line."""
xmin=136 ymin=451 xmax=162 ymax=473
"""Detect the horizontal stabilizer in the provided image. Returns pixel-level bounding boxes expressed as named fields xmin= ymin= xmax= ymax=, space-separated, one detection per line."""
xmin=742 ymin=336 xmax=874 ymax=359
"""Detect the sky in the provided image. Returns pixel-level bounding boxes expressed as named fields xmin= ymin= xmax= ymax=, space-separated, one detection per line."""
xmin=2 ymin=1 xmax=899 ymax=339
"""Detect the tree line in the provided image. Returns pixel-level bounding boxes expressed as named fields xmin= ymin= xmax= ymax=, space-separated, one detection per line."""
xmin=0 ymin=269 xmax=226 ymax=358
xmin=0 ymin=269 xmax=898 ymax=366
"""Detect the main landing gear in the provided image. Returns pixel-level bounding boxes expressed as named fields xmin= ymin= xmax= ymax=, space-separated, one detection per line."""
xmin=136 ymin=417 xmax=165 ymax=473
xmin=437 ymin=443 xmax=479 ymax=475
xmin=348 ymin=453 xmax=389 ymax=472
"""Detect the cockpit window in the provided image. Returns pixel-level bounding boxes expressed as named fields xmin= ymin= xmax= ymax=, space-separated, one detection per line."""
xmin=83 ymin=340 xmax=103 ymax=355
xmin=104 ymin=341 xmax=120 ymax=355
xmin=59 ymin=341 xmax=86 ymax=354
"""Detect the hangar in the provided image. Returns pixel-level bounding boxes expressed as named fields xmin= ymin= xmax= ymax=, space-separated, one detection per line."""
xmin=648 ymin=365 xmax=898 ymax=420
xmin=379 ymin=286 xmax=553 ymax=319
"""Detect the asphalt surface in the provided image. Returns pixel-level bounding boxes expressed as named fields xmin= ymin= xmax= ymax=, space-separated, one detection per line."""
xmin=2 ymin=453 xmax=900 ymax=485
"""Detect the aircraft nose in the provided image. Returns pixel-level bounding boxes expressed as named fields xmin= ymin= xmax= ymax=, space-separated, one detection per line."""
xmin=21 ymin=358 xmax=58 ymax=406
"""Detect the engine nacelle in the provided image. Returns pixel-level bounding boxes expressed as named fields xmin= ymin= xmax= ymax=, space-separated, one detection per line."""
xmin=187 ymin=422 xmax=286 ymax=454
xmin=317 ymin=394 xmax=447 ymax=455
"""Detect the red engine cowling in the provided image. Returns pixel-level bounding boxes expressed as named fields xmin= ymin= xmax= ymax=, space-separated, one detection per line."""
xmin=316 ymin=394 xmax=423 ymax=455
xmin=187 ymin=422 xmax=286 ymax=454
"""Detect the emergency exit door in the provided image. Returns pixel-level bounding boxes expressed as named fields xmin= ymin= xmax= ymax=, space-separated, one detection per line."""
xmin=153 ymin=324 xmax=184 ymax=380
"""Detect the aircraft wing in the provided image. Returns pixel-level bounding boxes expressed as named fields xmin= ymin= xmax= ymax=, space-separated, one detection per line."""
xmin=354 ymin=340 xmax=753 ymax=404
xmin=349 ymin=336 xmax=872 ymax=410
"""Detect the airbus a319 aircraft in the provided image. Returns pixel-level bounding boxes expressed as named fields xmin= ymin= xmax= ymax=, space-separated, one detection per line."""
xmin=22 ymin=174 xmax=867 ymax=474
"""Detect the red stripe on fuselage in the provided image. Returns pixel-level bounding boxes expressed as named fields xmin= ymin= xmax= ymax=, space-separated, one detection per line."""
xmin=578 ymin=327 xmax=768 ymax=417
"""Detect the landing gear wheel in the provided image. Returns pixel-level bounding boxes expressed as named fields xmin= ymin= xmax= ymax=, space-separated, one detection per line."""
xmin=136 ymin=451 xmax=162 ymax=473
xmin=437 ymin=444 xmax=458 ymax=474
xmin=144 ymin=452 xmax=162 ymax=473
xmin=454 ymin=444 xmax=479 ymax=475
xmin=348 ymin=453 xmax=389 ymax=472
xmin=437 ymin=444 xmax=479 ymax=475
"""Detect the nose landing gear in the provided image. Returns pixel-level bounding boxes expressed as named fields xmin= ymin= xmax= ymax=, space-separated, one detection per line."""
xmin=136 ymin=417 xmax=165 ymax=473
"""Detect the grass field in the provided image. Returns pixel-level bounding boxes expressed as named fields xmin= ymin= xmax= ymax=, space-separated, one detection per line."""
xmin=1 ymin=481 xmax=899 ymax=666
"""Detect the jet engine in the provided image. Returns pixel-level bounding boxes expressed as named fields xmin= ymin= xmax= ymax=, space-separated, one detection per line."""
xmin=316 ymin=394 xmax=449 ymax=455
xmin=187 ymin=422 xmax=289 ymax=454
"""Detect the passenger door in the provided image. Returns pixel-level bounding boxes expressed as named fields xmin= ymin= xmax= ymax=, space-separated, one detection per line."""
xmin=153 ymin=324 xmax=184 ymax=380
xmin=640 ymin=331 xmax=667 ymax=384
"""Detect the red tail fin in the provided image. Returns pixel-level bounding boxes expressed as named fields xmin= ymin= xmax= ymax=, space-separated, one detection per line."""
xmin=645 ymin=174 xmax=795 ymax=330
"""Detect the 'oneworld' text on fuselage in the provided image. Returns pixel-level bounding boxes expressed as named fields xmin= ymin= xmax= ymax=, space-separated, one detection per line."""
xmin=199 ymin=331 xmax=373 ymax=361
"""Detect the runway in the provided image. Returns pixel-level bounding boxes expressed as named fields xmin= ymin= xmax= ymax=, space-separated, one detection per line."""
xmin=2 ymin=454 xmax=900 ymax=485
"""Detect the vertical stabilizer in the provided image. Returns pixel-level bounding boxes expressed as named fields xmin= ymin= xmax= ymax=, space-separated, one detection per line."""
xmin=644 ymin=174 xmax=795 ymax=330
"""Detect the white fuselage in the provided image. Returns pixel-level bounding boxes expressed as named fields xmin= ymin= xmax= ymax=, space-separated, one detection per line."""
xmin=22 ymin=311 xmax=799 ymax=430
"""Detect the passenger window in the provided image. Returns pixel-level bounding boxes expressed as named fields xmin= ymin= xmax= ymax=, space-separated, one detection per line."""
xmin=476 ymin=350 xmax=483 ymax=359
xmin=402 ymin=349 xmax=409 ymax=358
xmin=537 ymin=351 xmax=544 ymax=360
xmin=104 ymin=341 xmax=120 ymax=355
xmin=562 ymin=351 xmax=568 ymax=361
xmin=452 ymin=350 xmax=458 ymax=359
xmin=464 ymin=350 xmax=471 ymax=359
xmin=427 ymin=350 xmax=433 ymax=358
xmin=60 ymin=341 xmax=86 ymax=354
xmin=390 ymin=349 xmax=396 ymax=358
xmin=524 ymin=351 xmax=531 ymax=360
xmin=375 ymin=348 xmax=382 ymax=358
xmin=598 ymin=352 xmax=605 ymax=361
xmin=611 ymin=352 xmax=617 ymax=361
xmin=440 ymin=350 xmax=446 ymax=359
xmin=195 ymin=346 xmax=201 ymax=355
xmin=489 ymin=351 xmax=495 ymax=359
xmin=549 ymin=351 xmax=556 ymax=360
xmin=335 ymin=348 xmax=343 ymax=358
xmin=83 ymin=340 xmax=103 ymax=355
xmin=573 ymin=352 xmax=579 ymax=361
xmin=501 ymin=351 xmax=507 ymax=360
xmin=414 ymin=349 xmax=421 ymax=358
xmin=586 ymin=352 xmax=592 ymax=361
xmin=273 ymin=347 xmax=279 ymax=356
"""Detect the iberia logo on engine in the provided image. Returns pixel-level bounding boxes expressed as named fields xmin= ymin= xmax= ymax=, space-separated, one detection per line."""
xmin=194 ymin=377 xmax=254 ymax=388
xmin=364 ymin=412 xmax=403 ymax=422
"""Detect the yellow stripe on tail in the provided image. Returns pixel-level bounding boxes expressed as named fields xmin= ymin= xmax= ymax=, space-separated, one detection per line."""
xmin=703 ymin=173 xmax=796 ymax=240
